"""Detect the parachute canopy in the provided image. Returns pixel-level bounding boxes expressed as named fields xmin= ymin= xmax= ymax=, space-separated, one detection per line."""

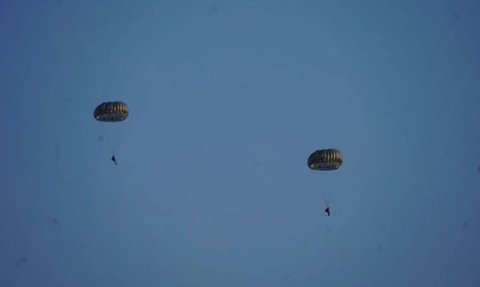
xmin=94 ymin=101 xmax=129 ymax=122
xmin=308 ymin=148 xmax=343 ymax=171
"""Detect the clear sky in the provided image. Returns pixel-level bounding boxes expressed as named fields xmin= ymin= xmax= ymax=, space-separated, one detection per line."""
xmin=1 ymin=0 xmax=480 ymax=286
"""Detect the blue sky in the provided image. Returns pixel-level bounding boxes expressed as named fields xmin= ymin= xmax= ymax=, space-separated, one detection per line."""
xmin=1 ymin=0 xmax=480 ymax=286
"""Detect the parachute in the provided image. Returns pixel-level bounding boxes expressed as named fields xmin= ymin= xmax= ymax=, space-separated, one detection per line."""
xmin=307 ymin=148 xmax=343 ymax=213
xmin=93 ymin=101 xmax=129 ymax=164
xmin=307 ymin=148 xmax=343 ymax=171
xmin=94 ymin=101 xmax=129 ymax=122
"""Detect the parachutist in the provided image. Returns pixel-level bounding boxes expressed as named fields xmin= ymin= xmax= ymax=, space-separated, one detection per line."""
xmin=111 ymin=155 xmax=118 ymax=165
xmin=307 ymin=148 xmax=341 ymax=218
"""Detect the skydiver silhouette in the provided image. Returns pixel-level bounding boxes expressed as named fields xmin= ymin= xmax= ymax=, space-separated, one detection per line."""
xmin=325 ymin=207 xmax=330 ymax=217
xmin=111 ymin=155 xmax=118 ymax=165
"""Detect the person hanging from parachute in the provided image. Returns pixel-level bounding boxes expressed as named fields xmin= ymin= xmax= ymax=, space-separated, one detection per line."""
xmin=94 ymin=101 xmax=129 ymax=165
xmin=325 ymin=207 xmax=331 ymax=217
xmin=307 ymin=148 xmax=343 ymax=217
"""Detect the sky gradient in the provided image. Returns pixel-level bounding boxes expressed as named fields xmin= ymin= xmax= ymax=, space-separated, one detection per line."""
xmin=1 ymin=1 xmax=480 ymax=286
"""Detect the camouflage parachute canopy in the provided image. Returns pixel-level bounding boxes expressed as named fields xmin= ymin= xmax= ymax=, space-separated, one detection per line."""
xmin=94 ymin=101 xmax=129 ymax=122
xmin=307 ymin=148 xmax=343 ymax=171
